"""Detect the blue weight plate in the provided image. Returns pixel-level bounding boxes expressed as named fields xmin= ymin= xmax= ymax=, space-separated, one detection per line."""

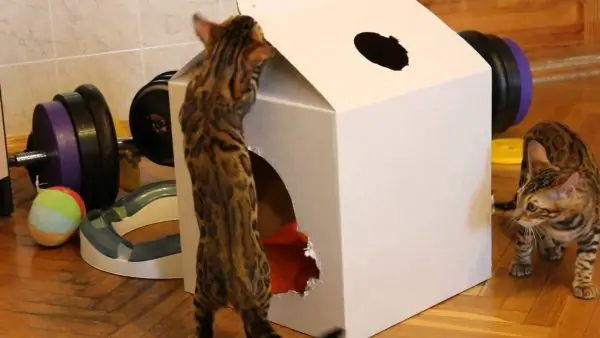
xmin=504 ymin=39 xmax=533 ymax=125
xmin=30 ymin=101 xmax=82 ymax=192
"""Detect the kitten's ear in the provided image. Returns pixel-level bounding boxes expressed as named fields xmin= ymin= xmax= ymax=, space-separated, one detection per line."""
xmin=193 ymin=13 xmax=224 ymax=47
xmin=248 ymin=42 xmax=276 ymax=64
xmin=558 ymin=172 xmax=580 ymax=197
xmin=527 ymin=140 xmax=551 ymax=173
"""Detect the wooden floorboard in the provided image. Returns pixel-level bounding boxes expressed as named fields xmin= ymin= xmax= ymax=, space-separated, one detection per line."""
xmin=4 ymin=77 xmax=600 ymax=337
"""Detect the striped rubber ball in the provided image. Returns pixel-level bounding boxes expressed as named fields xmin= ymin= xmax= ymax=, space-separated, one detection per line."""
xmin=28 ymin=186 xmax=86 ymax=247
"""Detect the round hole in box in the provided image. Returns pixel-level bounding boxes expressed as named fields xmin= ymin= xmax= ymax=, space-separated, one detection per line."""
xmin=354 ymin=32 xmax=409 ymax=71
xmin=250 ymin=151 xmax=320 ymax=295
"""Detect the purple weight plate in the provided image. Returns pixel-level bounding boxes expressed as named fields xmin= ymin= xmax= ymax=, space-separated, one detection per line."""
xmin=31 ymin=101 xmax=82 ymax=192
xmin=504 ymin=38 xmax=533 ymax=125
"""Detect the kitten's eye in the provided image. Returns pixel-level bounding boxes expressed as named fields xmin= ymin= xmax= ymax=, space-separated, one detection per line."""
xmin=526 ymin=202 xmax=538 ymax=212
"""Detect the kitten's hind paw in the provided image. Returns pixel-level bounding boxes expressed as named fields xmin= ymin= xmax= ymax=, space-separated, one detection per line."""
xmin=573 ymin=284 xmax=598 ymax=300
xmin=539 ymin=246 xmax=564 ymax=261
xmin=509 ymin=262 xmax=533 ymax=277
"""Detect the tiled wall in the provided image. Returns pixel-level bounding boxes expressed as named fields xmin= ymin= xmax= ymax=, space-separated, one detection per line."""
xmin=0 ymin=0 xmax=238 ymax=137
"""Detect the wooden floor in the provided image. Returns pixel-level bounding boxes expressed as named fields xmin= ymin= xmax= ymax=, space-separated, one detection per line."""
xmin=4 ymin=78 xmax=600 ymax=337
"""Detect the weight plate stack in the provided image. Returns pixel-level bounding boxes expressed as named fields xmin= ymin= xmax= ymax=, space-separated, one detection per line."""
xmin=151 ymin=70 xmax=177 ymax=83
xmin=458 ymin=30 xmax=533 ymax=135
xmin=53 ymin=92 xmax=104 ymax=210
xmin=129 ymin=70 xmax=176 ymax=167
xmin=75 ymin=84 xmax=120 ymax=209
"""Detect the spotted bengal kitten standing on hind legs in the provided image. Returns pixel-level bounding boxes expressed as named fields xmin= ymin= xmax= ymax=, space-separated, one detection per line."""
xmin=179 ymin=12 xmax=345 ymax=338
xmin=494 ymin=121 xmax=600 ymax=300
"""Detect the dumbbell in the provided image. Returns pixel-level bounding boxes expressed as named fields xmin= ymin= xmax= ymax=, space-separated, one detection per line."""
xmin=458 ymin=31 xmax=533 ymax=135
xmin=7 ymin=70 xmax=177 ymax=211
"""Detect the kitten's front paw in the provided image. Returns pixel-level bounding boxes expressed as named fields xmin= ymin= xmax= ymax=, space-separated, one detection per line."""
xmin=573 ymin=284 xmax=598 ymax=300
xmin=509 ymin=261 xmax=533 ymax=277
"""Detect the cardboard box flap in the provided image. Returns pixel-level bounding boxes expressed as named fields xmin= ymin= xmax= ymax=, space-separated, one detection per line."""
xmin=168 ymin=43 xmax=333 ymax=112
xmin=239 ymin=0 xmax=489 ymax=113
xmin=257 ymin=53 xmax=334 ymax=112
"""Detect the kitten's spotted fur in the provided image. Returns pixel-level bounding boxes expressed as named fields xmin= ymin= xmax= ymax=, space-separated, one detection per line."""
xmin=179 ymin=12 xmax=345 ymax=337
xmin=495 ymin=121 xmax=600 ymax=299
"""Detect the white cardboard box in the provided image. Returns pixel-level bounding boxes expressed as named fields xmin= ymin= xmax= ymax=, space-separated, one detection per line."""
xmin=169 ymin=0 xmax=492 ymax=336
xmin=0 ymin=95 xmax=12 ymax=216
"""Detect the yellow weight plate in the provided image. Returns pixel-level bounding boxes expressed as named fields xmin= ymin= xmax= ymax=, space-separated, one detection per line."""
xmin=114 ymin=119 xmax=128 ymax=138
xmin=492 ymin=138 xmax=523 ymax=165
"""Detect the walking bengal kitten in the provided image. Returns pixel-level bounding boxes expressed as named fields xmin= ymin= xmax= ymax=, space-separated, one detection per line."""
xmin=494 ymin=121 xmax=600 ymax=300
xmin=179 ymin=12 xmax=345 ymax=337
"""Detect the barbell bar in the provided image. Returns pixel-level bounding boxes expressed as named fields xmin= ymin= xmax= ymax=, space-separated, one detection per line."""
xmin=8 ymin=137 xmax=135 ymax=167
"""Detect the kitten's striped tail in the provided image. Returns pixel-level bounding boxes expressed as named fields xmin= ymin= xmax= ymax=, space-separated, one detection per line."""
xmin=247 ymin=326 xmax=345 ymax=338
xmin=317 ymin=327 xmax=346 ymax=338
xmin=493 ymin=194 xmax=517 ymax=218
xmin=494 ymin=199 xmax=517 ymax=211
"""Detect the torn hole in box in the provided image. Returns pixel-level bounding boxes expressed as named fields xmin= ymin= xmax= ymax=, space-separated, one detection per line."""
xmin=249 ymin=150 xmax=320 ymax=296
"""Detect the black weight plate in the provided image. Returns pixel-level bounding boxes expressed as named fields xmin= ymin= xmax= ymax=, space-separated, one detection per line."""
xmin=130 ymin=70 xmax=175 ymax=112
xmin=129 ymin=82 xmax=174 ymax=167
xmin=486 ymin=45 xmax=510 ymax=135
xmin=75 ymin=84 xmax=120 ymax=208
xmin=53 ymin=92 xmax=104 ymax=210
xmin=149 ymin=78 xmax=170 ymax=87
xmin=151 ymin=70 xmax=177 ymax=83
xmin=129 ymin=73 xmax=173 ymax=119
xmin=152 ymin=75 xmax=171 ymax=84
xmin=151 ymin=70 xmax=176 ymax=82
xmin=459 ymin=31 xmax=509 ymax=135
xmin=486 ymin=35 xmax=521 ymax=134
